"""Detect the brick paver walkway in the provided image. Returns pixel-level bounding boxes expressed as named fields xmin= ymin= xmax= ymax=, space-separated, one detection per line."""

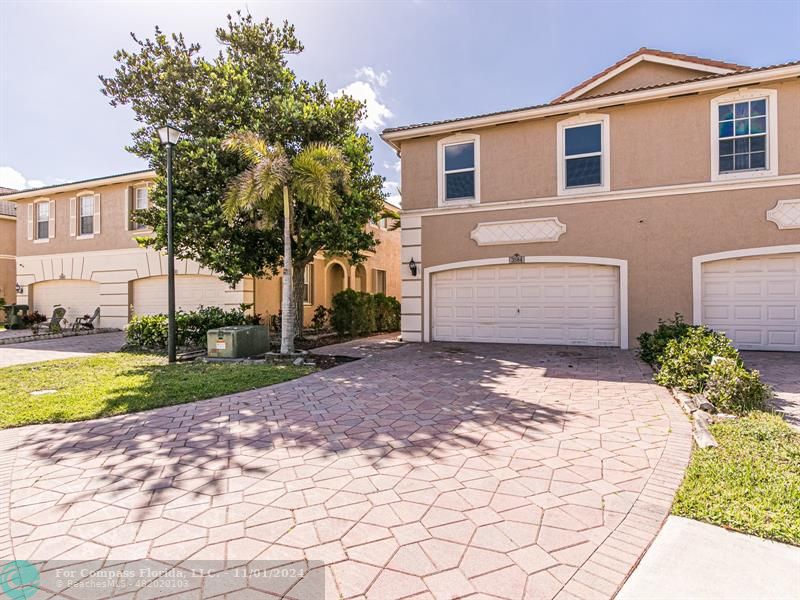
xmin=0 ymin=343 xmax=691 ymax=599
xmin=741 ymin=351 xmax=800 ymax=431
xmin=0 ymin=331 xmax=125 ymax=368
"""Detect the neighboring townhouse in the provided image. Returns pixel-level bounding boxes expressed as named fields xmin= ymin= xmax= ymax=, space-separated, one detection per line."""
xmin=0 ymin=190 xmax=16 ymax=304
xmin=382 ymin=48 xmax=800 ymax=351
xmin=253 ymin=206 xmax=401 ymax=323
xmin=4 ymin=171 xmax=400 ymax=329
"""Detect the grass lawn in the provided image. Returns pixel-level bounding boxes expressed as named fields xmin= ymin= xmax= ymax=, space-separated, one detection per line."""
xmin=672 ymin=412 xmax=800 ymax=545
xmin=0 ymin=352 xmax=312 ymax=428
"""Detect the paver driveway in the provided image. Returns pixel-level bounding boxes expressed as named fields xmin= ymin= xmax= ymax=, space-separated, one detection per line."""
xmin=0 ymin=331 xmax=125 ymax=368
xmin=0 ymin=343 xmax=691 ymax=599
xmin=741 ymin=351 xmax=800 ymax=431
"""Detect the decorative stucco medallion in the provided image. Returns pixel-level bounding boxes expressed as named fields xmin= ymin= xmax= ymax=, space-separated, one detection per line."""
xmin=470 ymin=217 xmax=566 ymax=246
xmin=767 ymin=199 xmax=800 ymax=230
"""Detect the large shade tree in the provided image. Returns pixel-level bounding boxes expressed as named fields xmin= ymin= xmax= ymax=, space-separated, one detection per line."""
xmin=221 ymin=133 xmax=349 ymax=354
xmin=100 ymin=13 xmax=385 ymax=330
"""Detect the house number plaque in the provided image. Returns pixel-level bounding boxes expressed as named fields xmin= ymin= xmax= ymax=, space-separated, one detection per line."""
xmin=508 ymin=253 xmax=525 ymax=264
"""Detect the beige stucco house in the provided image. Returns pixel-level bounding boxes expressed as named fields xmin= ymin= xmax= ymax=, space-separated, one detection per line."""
xmin=5 ymin=171 xmax=400 ymax=329
xmin=0 ymin=191 xmax=16 ymax=305
xmin=383 ymin=48 xmax=800 ymax=351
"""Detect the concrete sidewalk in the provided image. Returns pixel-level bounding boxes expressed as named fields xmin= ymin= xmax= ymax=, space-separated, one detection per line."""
xmin=617 ymin=516 xmax=800 ymax=600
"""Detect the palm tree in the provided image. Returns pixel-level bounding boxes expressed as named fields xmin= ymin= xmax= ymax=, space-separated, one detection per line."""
xmin=222 ymin=132 xmax=349 ymax=354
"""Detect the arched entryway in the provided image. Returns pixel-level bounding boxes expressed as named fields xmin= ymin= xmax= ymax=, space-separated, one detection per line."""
xmin=326 ymin=262 xmax=347 ymax=305
xmin=354 ymin=264 xmax=367 ymax=292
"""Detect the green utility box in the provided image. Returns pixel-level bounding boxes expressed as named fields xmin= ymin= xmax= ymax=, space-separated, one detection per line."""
xmin=207 ymin=325 xmax=269 ymax=358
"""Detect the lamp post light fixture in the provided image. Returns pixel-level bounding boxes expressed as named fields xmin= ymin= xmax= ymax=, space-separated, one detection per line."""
xmin=157 ymin=124 xmax=183 ymax=363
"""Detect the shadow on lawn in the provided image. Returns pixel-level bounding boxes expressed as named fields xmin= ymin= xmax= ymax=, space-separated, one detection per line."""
xmin=10 ymin=342 xmax=658 ymax=522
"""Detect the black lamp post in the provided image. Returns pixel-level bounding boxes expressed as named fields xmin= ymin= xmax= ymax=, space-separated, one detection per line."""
xmin=157 ymin=124 xmax=183 ymax=363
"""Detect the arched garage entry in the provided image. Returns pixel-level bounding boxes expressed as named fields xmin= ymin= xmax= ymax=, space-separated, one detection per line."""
xmin=32 ymin=279 xmax=101 ymax=325
xmin=425 ymin=257 xmax=629 ymax=348
xmin=131 ymin=275 xmax=232 ymax=316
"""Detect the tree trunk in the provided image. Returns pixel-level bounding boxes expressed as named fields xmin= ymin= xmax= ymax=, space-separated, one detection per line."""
xmin=280 ymin=185 xmax=294 ymax=354
xmin=292 ymin=262 xmax=306 ymax=337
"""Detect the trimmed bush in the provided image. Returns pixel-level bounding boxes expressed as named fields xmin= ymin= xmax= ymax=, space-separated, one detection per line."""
xmin=705 ymin=357 xmax=771 ymax=414
xmin=637 ymin=313 xmax=692 ymax=366
xmin=126 ymin=305 xmax=248 ymax=350
xmin=330 ymin=290 xmax=400 ymax=337
xmin=654 ymin=326 xmax=739 ymax=393
xmin=373 ymin=293 xmax=400 ymax=332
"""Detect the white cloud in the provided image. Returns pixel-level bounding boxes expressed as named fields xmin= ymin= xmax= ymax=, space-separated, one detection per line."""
xmin=334 ymin=66 xmax=393 ymax=132
xmin=383 ymin=159 xmax=401 ymax=174
xmin=0 ymin=166 xmax=46 ymax=190
xmin=382 ymin=180 xmax=401 ymax=207
xmin=355 ymin=66 xmax=390 ymax=88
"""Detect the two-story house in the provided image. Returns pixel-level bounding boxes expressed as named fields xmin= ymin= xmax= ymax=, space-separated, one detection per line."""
xmin=5 ymin=171 xmax=400 ymax=329
xmin=0 ymin=191 xmax=16 ymax=304
xmin=383 ymin=48 xmax=800 ymax=351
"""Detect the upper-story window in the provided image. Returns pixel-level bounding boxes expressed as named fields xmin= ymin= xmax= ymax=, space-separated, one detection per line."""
xmin=711 ymin=89 xmax=777 ymax=181
xmin=438 ymin=133 xmax=480 ymax=206
xmin=134 ymin=186 xmax=149 ymax=230
xmin=36 ymin=201 xmax=49 ymax=240
xmin=79 ymin=195 xmax=94 ymax=235
xmin=557 ymin=113 xmax=610 ymax=195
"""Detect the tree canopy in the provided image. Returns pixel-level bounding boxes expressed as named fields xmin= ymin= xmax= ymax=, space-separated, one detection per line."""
xmin=100 ymin=12 xmax=386 ymax=286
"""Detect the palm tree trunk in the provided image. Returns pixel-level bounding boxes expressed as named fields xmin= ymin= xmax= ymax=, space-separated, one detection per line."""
xmin=280 ymin=185 xmax=295 ymax=354
xmin=292 ymin=263 xmax=306 ymax=336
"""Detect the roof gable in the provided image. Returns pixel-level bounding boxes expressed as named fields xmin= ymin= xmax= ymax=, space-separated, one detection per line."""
xmin=552 ymin=48 xmax=749 ymax=103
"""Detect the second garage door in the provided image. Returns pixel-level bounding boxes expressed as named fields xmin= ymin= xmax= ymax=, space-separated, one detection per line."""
xmin=132 ymin=275 xmax=232 ymax=316
xmin=432 ymin=263 xmax=620 ymax=346
xmin=701 ymin=252 xmax=800 ymax=351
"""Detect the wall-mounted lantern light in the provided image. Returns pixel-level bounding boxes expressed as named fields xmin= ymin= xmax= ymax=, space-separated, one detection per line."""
xmin=15 ymin=283 xmax=23 ymax=294
xmin=408 ymin=257 xmax=418 ymax=277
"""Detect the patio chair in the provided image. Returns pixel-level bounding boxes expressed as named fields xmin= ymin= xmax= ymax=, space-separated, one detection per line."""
xmin=32 ymin=307 xmax=67 ymax=335
xmin=72 ymin=307 xmax=100 ymax=331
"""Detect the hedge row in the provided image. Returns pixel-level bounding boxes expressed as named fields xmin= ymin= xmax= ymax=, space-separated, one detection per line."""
xmin=126 ymin=306 xmax=250 ymax=349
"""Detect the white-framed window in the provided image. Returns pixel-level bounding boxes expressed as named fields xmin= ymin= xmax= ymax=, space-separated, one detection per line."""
xmin=373 ymin=269 xmax=387 ymax=295
xmin=134 ymin=186 xmax=149 ymax=229
xmin=79 ymin=195 xmax=94 ymax=236
xmin=437 ymin=133 xmax=480 ymax=206
xmin=303 ymin=264 xmax=313 ymax=305
xmin=35 ymin=201 xmax=49 ymax=240
xmin=710 ymin=89 xmax=778 ymax=181
xmin=557 ymin=113 xmax=610 ymax=195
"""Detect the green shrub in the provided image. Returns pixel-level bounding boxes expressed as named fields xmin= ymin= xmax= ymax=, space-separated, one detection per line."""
xmin=373 ymin=293 xmax=401 ymax=332
xmin=637 ymin=313 xmax=692 ymax=366
xmin=331 ymin=290 xmax=400 ymax=337
xmin=705 ymin=357 xmax=771 ymax=414
xmin=126 ymin=306 xmax=248 ymax=350
xmin=311 ymin=305 xmax=330 ymax=334
xmin=654 ymin=326 xmax=739 ymax=392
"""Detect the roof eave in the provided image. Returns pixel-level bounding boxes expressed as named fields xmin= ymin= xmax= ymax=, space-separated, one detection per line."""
xmin=381 ymin=62 xmax=800 ymax=145
xmin=2 ymin=170 xmax=156 ymax=201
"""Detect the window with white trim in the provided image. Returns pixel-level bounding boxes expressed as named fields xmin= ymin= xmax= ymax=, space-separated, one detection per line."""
xmin=557 ymin=114 xmax=610 ymax=195
xmin=718 ymin=99 xmax=767 ymax=173
xmin=438 ymin=133 xmax=480 ymax=205
xmin=35 ymin=201 xmax=49 ymax=240
xmin=303 ymin=264 xmax=313 ymax=304
xmin=79 ymin=195 xmax=94 ymax=236
xmin=134 ymin=187 xmax=149 ymax=229
xmin=711 ymin=89 xmax=777 ymax=181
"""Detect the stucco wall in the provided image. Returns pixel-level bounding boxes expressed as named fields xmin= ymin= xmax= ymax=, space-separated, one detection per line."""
xmin=0 ymin=217 xmax=15 ymax=303
xmin=405 ymin=184 xmax=800 ymax=346
xmin=576 ymin=61 xmax=712 ymax=99
xmin=15 ymin=178 xmax=154 ymax=257
xmin=399 ymin=78 xmax=800 ymax=211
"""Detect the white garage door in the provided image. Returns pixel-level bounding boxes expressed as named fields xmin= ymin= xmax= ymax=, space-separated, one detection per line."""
xmin=33 ymin=280 xmax=101 ymax=324
xmin=132 ymin=275 xmax=232 ymax=316
xmin=701 ymin=252 xmax=800 ymax=351
xmin=432 ymin=263 xmax=620 ymax=346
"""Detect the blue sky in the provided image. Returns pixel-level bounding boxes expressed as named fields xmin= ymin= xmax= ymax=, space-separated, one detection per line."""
xmin=1 ymin=0 xmax=798 ymax=203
